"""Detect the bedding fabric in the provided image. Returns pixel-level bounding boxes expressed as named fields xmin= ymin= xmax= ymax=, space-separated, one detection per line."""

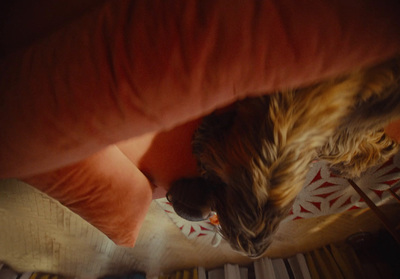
xmin=1 ymin=0 xmax=400 ymax=247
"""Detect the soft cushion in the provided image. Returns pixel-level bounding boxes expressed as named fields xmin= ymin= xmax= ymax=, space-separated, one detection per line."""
xmin=24 ymin=145 xmax=153 ymax=247
xmin=23 ymin=119 xmax=201 ymax=247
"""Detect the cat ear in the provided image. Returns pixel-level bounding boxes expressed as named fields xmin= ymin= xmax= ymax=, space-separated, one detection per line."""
xmin=167 ymin=177 xmax=212 ymax=203
xmin=167 ymin=177 xmax=215 ymax=221
xmin=199 ymin=109 xmax=237 ymax=136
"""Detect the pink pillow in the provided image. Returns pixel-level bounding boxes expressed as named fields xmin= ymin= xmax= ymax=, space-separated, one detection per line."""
xmin=23 ymin=145 xmax=153 ymax=247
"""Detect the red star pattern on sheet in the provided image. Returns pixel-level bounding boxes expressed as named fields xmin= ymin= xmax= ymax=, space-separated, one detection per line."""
xmin=155 ymin=199 xmax=222 ymax=245
xmin=285 ymin=153 xmax=400 ymax=221
xmin=157 ymin=152 xmax=400 ymax=240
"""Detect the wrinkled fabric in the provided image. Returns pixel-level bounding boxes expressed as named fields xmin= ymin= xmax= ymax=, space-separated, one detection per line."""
xmin=2 ymin=0 xmax=400 ymax=177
